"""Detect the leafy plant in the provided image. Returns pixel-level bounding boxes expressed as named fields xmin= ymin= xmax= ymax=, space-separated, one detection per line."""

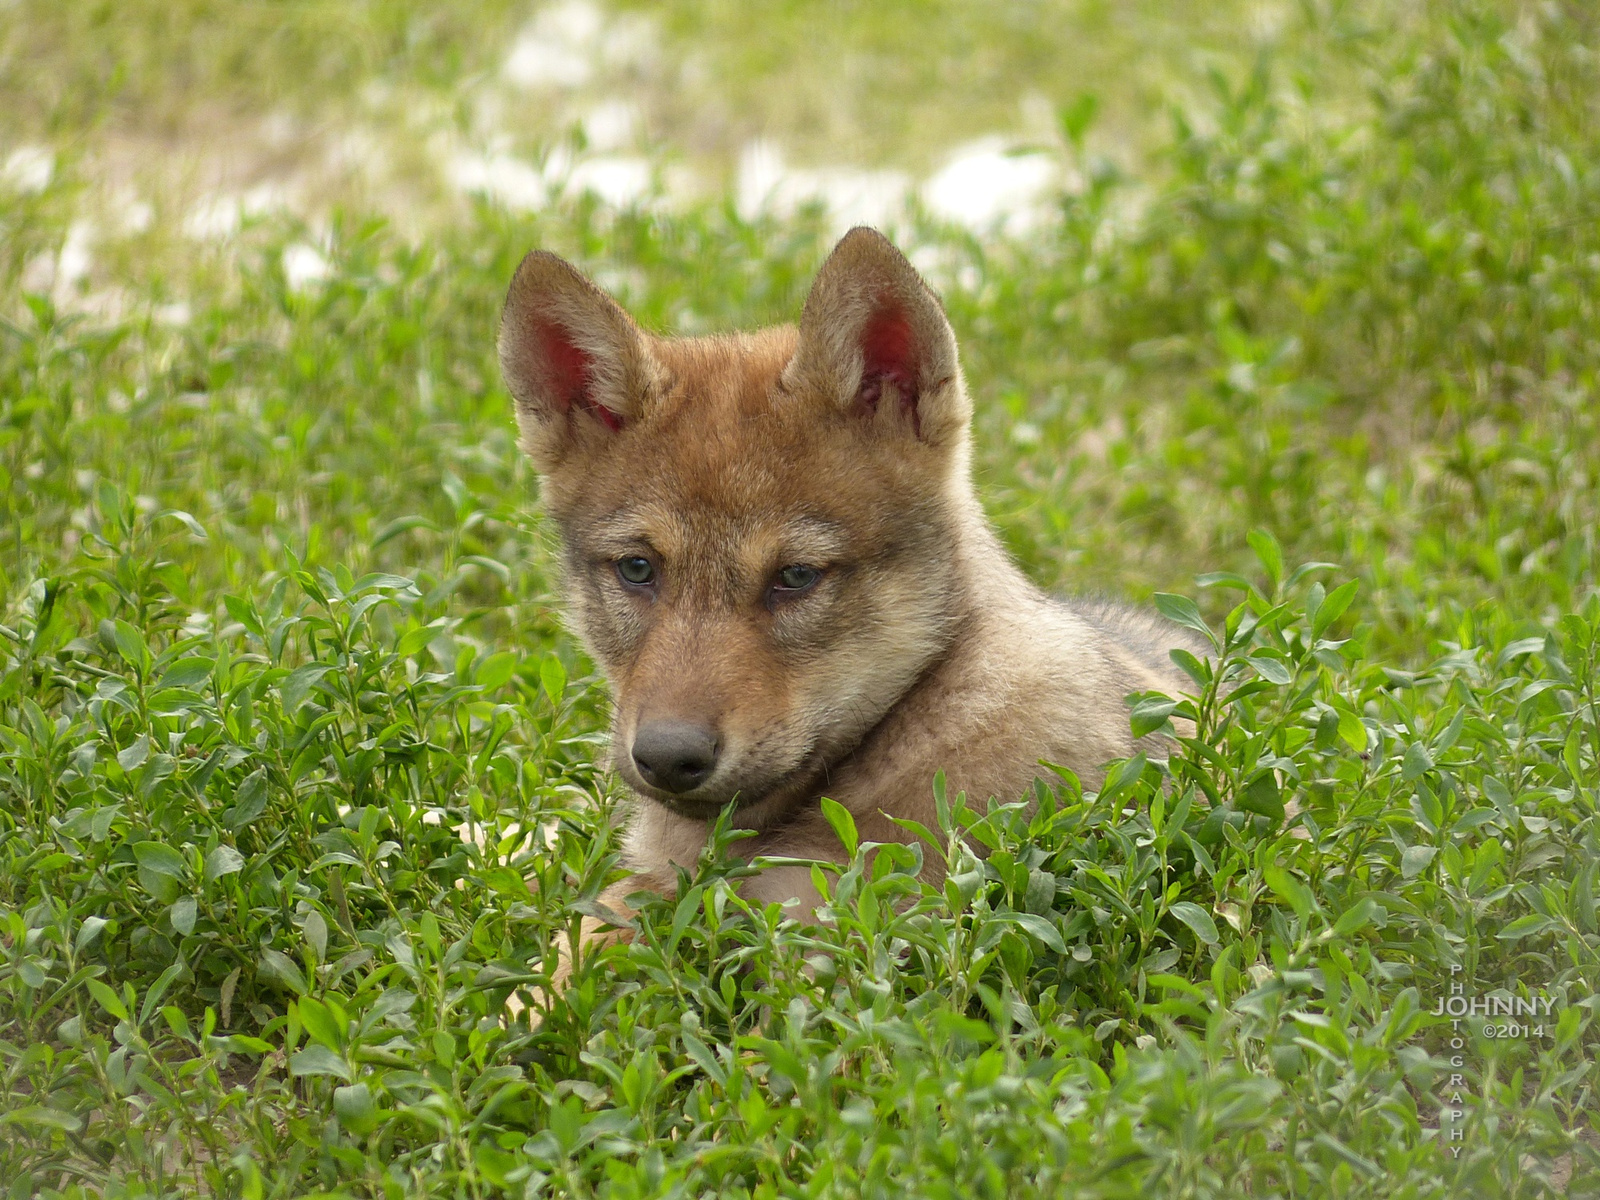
xmin=3 ymin=1 xmax=1600 ymax=1196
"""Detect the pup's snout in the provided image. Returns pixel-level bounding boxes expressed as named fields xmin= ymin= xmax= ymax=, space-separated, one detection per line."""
xmin=631 ymin=721 xmax=720 ymax=794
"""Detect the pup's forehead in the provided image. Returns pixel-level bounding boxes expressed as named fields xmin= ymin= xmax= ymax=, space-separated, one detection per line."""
xmin=650 ymin=326 xmax=800 ymax=421
xmin=561 ymin=326 xmax=830 ymax=520
xmin=545 ymin=322 xmax=940 ymax=554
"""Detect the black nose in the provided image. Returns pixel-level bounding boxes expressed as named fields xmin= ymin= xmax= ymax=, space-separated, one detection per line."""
xmin=631 ymin=721 xmax=719 ymax=794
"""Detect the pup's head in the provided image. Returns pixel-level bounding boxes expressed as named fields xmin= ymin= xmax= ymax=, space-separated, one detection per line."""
xmin=499 ymin=227 xmax=977 ymax=819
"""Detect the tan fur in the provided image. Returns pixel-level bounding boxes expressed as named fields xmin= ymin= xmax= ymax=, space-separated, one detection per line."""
xmin=498 ymin=227 xmax=1196 ymax=980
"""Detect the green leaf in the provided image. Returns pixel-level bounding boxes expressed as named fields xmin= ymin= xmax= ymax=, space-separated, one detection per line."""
xmin=1169 ymin=647 xmax=1210 ymax=687
xmin=280 ymin=663 xmax=333 ymax=714
xmin=1023 ymin=867 xmax=1058 ymax=914
xmin=397 ymin=622 xmax=445 ymax=657
xmin=117 ymin=734 xmax=150 ymax=772
xmin=1058 ymin=91 xmax=1099 ymax=147
xmin=666 ymin=885 xmax=706 ymax=958
xmin=156 ymin=508 xmax=209 ymax=539
xmin=1247 ymin=529 xmax=1284 ymax=590
xmin=1168 ymin=900 xmax=1220 ymax=945
xmin=1312 ymin=579 xmax=1359 ymax=638
xmin=994 ymin=912 xmax=1067 ymax=954
xmin=333 ymin=1083 xmax=379 ymax=1135
xmin=1304 ymin=582 xmax=1326 ymax=631
xmin=75 ymin=916 xmax=108 ymax=952
xmin=223 ymin=769 xmax=270 ymax=830
xmin=1400 ymin=845 xmax=1436 ymax=880
xmin=289 ymin=1044 xmax=351 ymax=1081
xmin=475 ymin=650 xmax=517 ymax=691
xmin=819 ymin=796 xmax=858 ymax=860
xmin=1153 ymin=593 xmax=1215 ymax=644
xmin=483 ymin=866 xmax=532 ymax=898
xmin=134 ymin=841 xmax=187 ymax=901
xmin=303 ymin=910 xmax=328 ymax=963
xmin=1130 ymin=697 xmax=1178 ymax=738
xmin=354 ymin=572 xmax=418 ymax=594
xmin=0 ymin=1106 xmax=83 ymax=1133
xmin=1098 ymin=753 xmax=1148 ymax=806
xmin=680 ymin=1026 xmax=728 ymax=1086
xmin=112 ymin=619 xmax=150 ymax=673
xmin=1265 ymin=864 xmax=1314 ymax=922
xmin=1146 ymin=972 xmax=1207 ymax=997
xmin=169 ymin=896 xmax=197 ymax=936
xmin=1498 ymin=913 xmax=1556 ymax=941
xmin=1312 ymin=1133 xmax=1380 ymax=1177
xmin=1414 ymin=784 xmax=1444 ymax=835
xmin=475 ymin=1139 xmax=521 ymax=1186
xmin=1337 ymin=709 xmax=1367 ymax=753
xmin=157 ymin=656 xmax=215 ymax=691
xmin=539 ymin=654 xmax=567 ymax=706
xmin=372 ymin=514 xmax=438 ymax=548
xmin=204 ymin=844 xmax=245 ymax=882
xmin=140 ymin=962 xmax=185 ymax=1026
xmin=1246 ymin=654 xmax=1291 ymax=685
xmin=87 ymin=978 xmax=129 ymax=1022
xmin=297 ymin=996 xmax=343 ymax=1051
xmin=1194 ymin=571 xmax=1257 ymax=594
xmin=223 ymin=595 xmax=264 ymax=637
xmin=133 ymin=841 xmax=187 ymax=877
xmin=1331 ymin=897 xmax=1383 ymax=937
xmin=1401 ymin=742 xmax=1433 ymax=782
xmin=258 ymin=948 xmax=307 ymax=995
xmin=1239 ymin=772 xmax=1284 ymax=821
xmin=934 ymin=1012 xmax=996 ymax=1045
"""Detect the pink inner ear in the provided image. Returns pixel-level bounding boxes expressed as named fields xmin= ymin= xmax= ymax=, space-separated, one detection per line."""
xmin=858 ymin=307 xmax=921 ymax=434
xmin=538 ymin=320 xmax=624 ymax=433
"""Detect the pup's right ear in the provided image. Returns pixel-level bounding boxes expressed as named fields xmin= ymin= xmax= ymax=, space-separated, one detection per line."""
xmin=782 ymin=227 xmax=969 ymax=448
xmin=498 ymin=251 xmax=659 ymax=470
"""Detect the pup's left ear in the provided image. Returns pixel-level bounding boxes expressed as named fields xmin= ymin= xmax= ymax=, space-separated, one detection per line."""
xmin=782 ymin=227 xmax=969 ymax=446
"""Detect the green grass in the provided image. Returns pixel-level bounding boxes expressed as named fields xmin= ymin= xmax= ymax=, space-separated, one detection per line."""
xmin=3 ymin=1 xmax=1600 ymax=1196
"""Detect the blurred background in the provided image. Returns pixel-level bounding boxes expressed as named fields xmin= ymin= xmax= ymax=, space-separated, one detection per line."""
xmin=4 ymin=1 xmax=1305 ymax=241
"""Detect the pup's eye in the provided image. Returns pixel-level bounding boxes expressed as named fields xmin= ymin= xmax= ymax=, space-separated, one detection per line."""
xmin=616 ymin=556 xmax=656 ymax=586
xmin=774 ymin=564 xmax=821 ymax=592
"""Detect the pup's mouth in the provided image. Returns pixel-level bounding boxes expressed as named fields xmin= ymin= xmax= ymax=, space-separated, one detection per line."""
xmin=616 ymin=758 xmax=743 ymax=818
xmin=627 ymin=749 xmax=830 ymax=824
xmin=650 ymin=792 xmax=741 ymax=820
xmin=631 ymin=774 xmax=762 ymax=820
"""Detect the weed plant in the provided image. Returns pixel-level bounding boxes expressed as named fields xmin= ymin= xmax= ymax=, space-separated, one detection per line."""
xmin=2 ymin=1 xmax=1599 ymax=1196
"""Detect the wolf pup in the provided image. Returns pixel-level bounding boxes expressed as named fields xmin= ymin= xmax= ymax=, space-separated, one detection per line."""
xmin=498 ymin=226 xmax=1190 ymax=938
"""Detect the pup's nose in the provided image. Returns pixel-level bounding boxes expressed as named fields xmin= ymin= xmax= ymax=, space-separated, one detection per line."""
xmin=631 ymin=721 xmax=719 ymax=794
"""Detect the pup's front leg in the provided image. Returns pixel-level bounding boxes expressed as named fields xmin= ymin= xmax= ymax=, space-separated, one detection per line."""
xmin=593 ymin=803 xmax=840 ymax=937
xmin=506 ymin=879 xmax=647 ymax=1021
xmin=530 ymin=799 xmax=876 ymax=1015
xmin=545 ymin=880 xmax=642 ymax=989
